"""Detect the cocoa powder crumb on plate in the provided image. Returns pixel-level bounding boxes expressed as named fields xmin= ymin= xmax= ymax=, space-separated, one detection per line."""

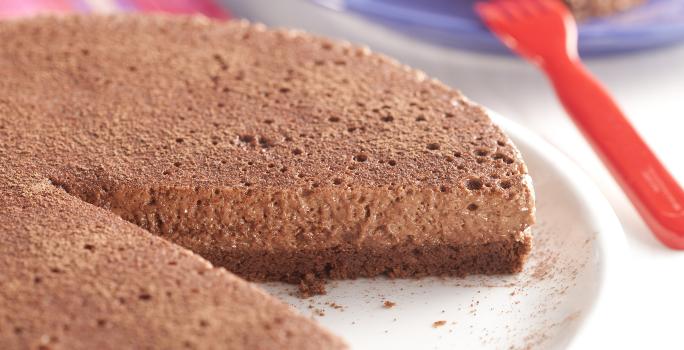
xmin=298 ymin=273 xmax=326 ymax=298
xmin=432 ymin=320 xmax=447 ymax=328
xmin=383 ymin=300 xmax=396 ymax=309
xmin=326 ymin=302 xmax=344 ymax=311
xmin=312 ymin=308 xmax=325 ymax=317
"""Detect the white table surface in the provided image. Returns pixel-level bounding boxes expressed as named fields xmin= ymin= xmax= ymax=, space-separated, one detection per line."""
xmin=222 ymin=1 xmax=684 ymax=348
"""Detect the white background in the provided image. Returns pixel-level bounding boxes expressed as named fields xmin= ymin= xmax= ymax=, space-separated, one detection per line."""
xmin=222 ymin=1 xmax=684 ymax=348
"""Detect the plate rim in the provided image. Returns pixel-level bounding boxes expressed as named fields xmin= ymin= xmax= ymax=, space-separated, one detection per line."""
xmin=490 ymin=112 xmax=629 ymax=348
xmin=323 ymin=0 xmax=684 ymax=35
xmin=259 ymin=111 xmax=630 ymax=349
xmin=313 ymin=0 xmax=684 ymax=54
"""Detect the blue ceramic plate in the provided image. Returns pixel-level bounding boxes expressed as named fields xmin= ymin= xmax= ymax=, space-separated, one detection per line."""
xmin=314 ymin=0 xmax=684 ymax=55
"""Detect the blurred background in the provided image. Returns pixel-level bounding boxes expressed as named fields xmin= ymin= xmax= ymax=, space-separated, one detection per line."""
xmin=2 ymin=0 xmax=682 ymax=348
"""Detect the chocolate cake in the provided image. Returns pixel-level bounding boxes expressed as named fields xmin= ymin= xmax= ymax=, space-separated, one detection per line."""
xmin=0 ymin=15 xmax=534 ymax=348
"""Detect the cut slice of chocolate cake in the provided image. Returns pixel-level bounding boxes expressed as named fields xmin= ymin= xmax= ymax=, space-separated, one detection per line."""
xmin=0 ymin=185 xmax=346 ymax=349
xmin=0 ymin=14 xmax=534 ymax=348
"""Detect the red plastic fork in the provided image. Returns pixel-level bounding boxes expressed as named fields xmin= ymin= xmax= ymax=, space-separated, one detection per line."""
xmin=476 ymin=0 xmax=684 ymax=249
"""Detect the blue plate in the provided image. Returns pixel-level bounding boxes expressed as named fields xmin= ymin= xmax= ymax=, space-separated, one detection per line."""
xmin=314 ymin=0 xmax=684 ymax=55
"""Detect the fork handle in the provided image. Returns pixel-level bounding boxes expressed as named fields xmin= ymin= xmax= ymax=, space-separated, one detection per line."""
xmin=542 ymin=57 xmax=684 ymax=249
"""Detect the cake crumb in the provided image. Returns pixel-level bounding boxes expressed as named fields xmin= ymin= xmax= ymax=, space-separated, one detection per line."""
xmin=432 ymin=320 xmax=447 ymax=328
xmin=383 ymin=300 xmax=396 ymax=309
xmin=298 ymin=273 xmax=326 ymax=298
xmin=325 ymin=301 xmax=344 ymax=311
xmin=312 ymin=308 xmax=325 ymax=317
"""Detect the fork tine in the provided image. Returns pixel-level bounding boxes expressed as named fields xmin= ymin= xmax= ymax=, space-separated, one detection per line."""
xmin=492 ymin=0 xmax=525 ymax=20
xmin=474 ymin=2 xmax=508 ymax=23
xmin=476 ymin=1 xmax=522 ymax=49
xmin=514 ymin=0 xmax=543 ymax=15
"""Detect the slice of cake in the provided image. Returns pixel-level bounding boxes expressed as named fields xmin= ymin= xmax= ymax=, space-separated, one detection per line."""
xmin=0 ymin=14 xmax=534 ymax=347
xmin=0 ymin=186 xmax=346 ymax=349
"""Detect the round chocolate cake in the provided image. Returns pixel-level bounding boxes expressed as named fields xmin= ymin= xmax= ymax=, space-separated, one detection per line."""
xmin=0 ymin=15 xmax=535 ymax=349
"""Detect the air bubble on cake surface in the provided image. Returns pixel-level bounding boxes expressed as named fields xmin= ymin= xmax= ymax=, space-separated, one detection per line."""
xmin=353 ymin=154 xmax=368 ymax=162
xmin=491 ymin=152 xmax=515 ymax=164
xmin=239 ymin=134 xmax=255 ymax=145
xmin=475 ymin=149 xmax=489 ymax=157
xmin=466 ymin=178 xmax=484 ymax=191
xmin=258 ymin=136 xmax=273 ymax=148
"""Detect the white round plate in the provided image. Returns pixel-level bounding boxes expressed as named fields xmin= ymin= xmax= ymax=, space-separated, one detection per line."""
xmin=260 ymin=114 xmax=627 ymax=349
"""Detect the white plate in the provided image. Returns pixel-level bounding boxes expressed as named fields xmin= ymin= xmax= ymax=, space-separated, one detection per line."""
xmin=260 ymin=115 xmax=627 ymax=349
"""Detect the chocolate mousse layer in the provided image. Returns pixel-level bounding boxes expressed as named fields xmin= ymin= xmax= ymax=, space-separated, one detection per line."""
xmin=56 ymin=180 xmax=533 ymax=283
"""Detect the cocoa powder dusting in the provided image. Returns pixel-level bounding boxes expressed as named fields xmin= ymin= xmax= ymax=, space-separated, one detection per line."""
xmin=298 ymin=273 xmax=327 ymax=298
